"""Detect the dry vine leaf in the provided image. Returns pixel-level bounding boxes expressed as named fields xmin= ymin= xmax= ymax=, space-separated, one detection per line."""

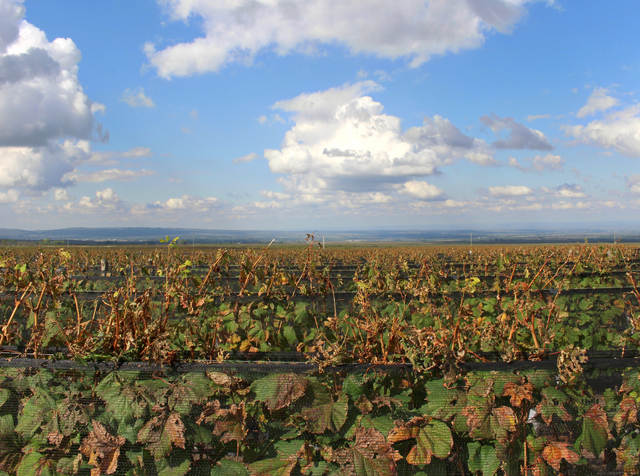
xmin=137 ymin=412 xmax=186 ymax=460
xmin=541 ymin=441 xmax=580 ymax=470
xmin=502 ymin=381 xmax=534 ymax=407
xmin=388 ymin=417 xmax=452 ymax=466
xmin=79 ymin=420 xmax=125 ymax=476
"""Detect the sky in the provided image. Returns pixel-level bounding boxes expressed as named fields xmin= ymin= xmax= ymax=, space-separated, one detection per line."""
xmin=0 ymin=0 xmax=639 ymax=231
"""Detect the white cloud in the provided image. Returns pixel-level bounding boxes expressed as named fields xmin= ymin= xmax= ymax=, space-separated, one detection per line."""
xmin=626 ymin=175 xmax=640 ymax=195
xmin=488 ymin=185 xmax=533 ymax=197
xmin=0 ymin=0 xmax=105 ymax=193
xmin=259 ymin=190 xmax=290 ymax=200
xmin=66 ymin=168 xmax=155 ymax=183
xmin=146 ymin=0 xmax=550 ymax=78
xmin=91 ymin=103 xmax=106 ymax=115
xmin=0 ymin=140 xmax=90 ymax=190
xmin=563 ymin=104 xmax=640 ymax=157
xmin=119 ymin=87 xmax=155 ymax=108
xmin=263 ymin=81 xmax=493 ymax=203
xmin=190 ymin=109 xmax=198 ymax=119
xmin=53 ymin=188 xmax=71 ymax=201
xmin=88 ymin=147 xmax=153 ymax=165
xmin=480 ymin=114 xmax=553 ymax=150
xmin=75 ymin=188 xmax=123 ymax=210
xmin=0 ymin=189 xmax=18 ymax=204
xmin=151 ymin=195 xmax=220 ymax=212
xmin=509 ymin=153 xmax=564 ymax=172
xmin=542 ymin=184 xmax=586 ymax=198
xmin=398 ymin=180 xmax=444 ymax=200
xmin=233 ymin=152 xmax=260 ymax=164
xmin=576 ymin=87 xmax=618 ymax=118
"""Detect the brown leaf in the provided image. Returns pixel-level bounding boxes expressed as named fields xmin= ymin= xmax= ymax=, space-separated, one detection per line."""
xmin=79 ymin=420 xmax=125 ymax=476
xmin=542 ymin=441 xmax=580 ymax=471
xmin=493 ymin=406 xmax=517 ymax=433
xmin=47 ymin=431 xmax=64 ymax=447
xmin=165 ymin=412 xmax=186 ymax=449
xmin=503 ymin=381 xmax=534 ymax=407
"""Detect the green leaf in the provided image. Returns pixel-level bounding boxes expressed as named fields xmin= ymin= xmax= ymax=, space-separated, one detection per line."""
xmin=157 ymin=459 xmax=191 ymax=476
xmin=0 ymin=389 xmax=9 ymax=409
xmin=248 ymin=457 xmax=297 ymax=476
xmin=467 ymin=442 xmax=500 ymax=476
xmin=211 ymin=460 xmax=249 ymax=476
xmin=577 ymin=405 xmax=609 ymax=459
xmin=16 ymin=452 xmax=55 ymax=476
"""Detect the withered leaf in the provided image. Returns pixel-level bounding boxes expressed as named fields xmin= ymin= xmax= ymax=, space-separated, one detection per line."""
xmin=199 ymin=400 xmax=247 ymax=444
xmin=541 ymin=441 xmax=580 ymax=471
xmin=352 ymin=427 xmax=401 ymax=476
xmin=503 ymin=381 xmax=534 ymax=407
xmin=137 ymin=412 xmax=186 ymax=460
xmin=79 ymin=420 xmax=125 ymax=476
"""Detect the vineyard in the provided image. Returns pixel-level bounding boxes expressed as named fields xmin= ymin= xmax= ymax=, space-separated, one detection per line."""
xmin=1 ymin=239 xmax=640 ymax=475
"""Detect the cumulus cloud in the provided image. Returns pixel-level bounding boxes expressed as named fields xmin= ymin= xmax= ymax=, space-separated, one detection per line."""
xmin=74 ymin=188 xmax=123 ymax=210
xmin=119 ymin=87 xmax=155 ymax=108
xmin=53 ymin=188 xmax=71 ymax=201
xmin=563 ymin=104 xmax=640 ymax=157
xmin=233 ymin=152 xmax=260 ymax=164
xmin=480 ymin=114 xmax=553 ymax=150
xmin=488 ymin=185 xmax=533 ymax=197
xmin=146 ymin=0 xmax=550 ymax=78
xmin=262 ymin=81 xmax=493 ymax=203
xmin=398 ymin=180 xmax=444 ymax=200
xmin=508 ymin=153 xmax=564 ymax=172
xmin=0 ymin=140 xmax=90 ymax=190
xmin=576 ymin=87 xmax=618 ymax=118
xmin=0 ymin=0 xmax=106 ymax=192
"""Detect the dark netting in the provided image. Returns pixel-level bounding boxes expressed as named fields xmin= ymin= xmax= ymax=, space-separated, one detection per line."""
xmin=0 ymin=358 xmax=639 ymax=476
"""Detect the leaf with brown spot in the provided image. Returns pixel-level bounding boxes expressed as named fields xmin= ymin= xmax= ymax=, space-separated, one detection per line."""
xmin=352 ymin=427 xmax=401 ymax=476
xmin=388 ymin=418 xmax=452 ymax=466
xmin=503 ymin=381 xmax=534 ymax=407
xmin=541 ymin=441 xmax=580 ymax=471
xmin=79 ymin=420 xmax=125 ymax=476
xmin=251 ymin=374 xmax=308 ymax=411
xmin=199 ymin=400 xmax=247 ymax=444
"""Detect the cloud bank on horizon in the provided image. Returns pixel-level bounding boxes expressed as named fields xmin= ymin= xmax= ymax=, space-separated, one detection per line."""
xmin=0 ymin=0 xmax=639 ymax=229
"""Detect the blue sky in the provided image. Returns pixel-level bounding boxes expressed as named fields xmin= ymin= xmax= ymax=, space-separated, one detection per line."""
xmin=1 ymin=0 xmax=639 ymax=230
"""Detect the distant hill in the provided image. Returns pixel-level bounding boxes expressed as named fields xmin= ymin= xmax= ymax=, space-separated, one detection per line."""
xmin=0 ymin=225 xmax=639 ymax=245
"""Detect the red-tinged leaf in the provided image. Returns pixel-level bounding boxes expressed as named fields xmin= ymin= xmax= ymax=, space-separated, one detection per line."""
xmin=541 ymin=441 xmax=580 ymax=471
xmin=614 ymin=395 xmax=637 ymax=430
xmin=493 ymin=406 xmax=517 ymax=433
xmin=79 ymin=420 xmax=125 ymax=476
xmin=303 ymin=396 xmax=348 ymax=434
xmin=251 ymin=374 xmax=308 ymax=411
xmin=579 ymin=404 xmax=610 ymax=458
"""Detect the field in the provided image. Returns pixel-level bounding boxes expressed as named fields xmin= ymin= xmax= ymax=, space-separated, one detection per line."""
xmin=1 ymin=240 xmax=640 ymax=475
